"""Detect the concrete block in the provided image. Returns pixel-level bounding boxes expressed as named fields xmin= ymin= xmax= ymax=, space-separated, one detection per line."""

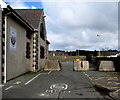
xmin=73 ymin=61 xmax=89 ymax=71
xmin=44 ymin=60 xmax=61 ymax=71
xmin=99 ymin=61 xmax=115 ymax=71
xmin=82 ymin=61 xmax=89 ymax=70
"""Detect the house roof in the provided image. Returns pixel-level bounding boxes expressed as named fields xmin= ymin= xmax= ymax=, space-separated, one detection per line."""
xmin=14 ymin=9 xmax=43 ymax=29
xmin=3 ymin=5 xmax=34 ymax=32
xmin=46 ymin=40 xmax=50 ymax=44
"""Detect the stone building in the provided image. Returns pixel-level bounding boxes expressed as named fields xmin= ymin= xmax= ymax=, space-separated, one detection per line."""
xmin=15 ymin=9 xmax=50 ymax=72
xmin=0 ymin=1 xmax=50 ymax=83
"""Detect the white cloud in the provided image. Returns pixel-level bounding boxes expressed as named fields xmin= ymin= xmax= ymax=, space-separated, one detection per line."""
xmin=4 ymin=0 xmax=120 ymax=2
xmin=6 ymin=0 xmax=37 ymax=9
xmin=31 ymin=6 xmax=37 ymax=9
xmin=42 ymin=2 xmax=118 ymax=51
xmin=54 ymin=0 xmax=118 ymax=2
xmin=8 ymin=0 xmax=30 ymax=9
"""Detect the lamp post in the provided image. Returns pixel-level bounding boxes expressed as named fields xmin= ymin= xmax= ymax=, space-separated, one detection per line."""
xmin=78 ymin=39 xmax=79 ymax=56
xmin=97 ymin=34 xmax=101 ymax=56
xmin=76 ymin=39 xmax=79 ymax=56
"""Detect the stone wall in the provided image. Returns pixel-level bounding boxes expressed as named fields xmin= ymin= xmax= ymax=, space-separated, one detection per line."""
xmin=49 ymin=56 xmax=86 ymax=62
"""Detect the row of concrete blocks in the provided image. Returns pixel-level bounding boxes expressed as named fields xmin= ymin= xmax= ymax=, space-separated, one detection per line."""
xmin=73 ymin=61 xmax=115 ymax=71
xmin=44 ymin=60 xmax=115 ymax=71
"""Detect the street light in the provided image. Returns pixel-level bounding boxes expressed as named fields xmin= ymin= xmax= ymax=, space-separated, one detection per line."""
xmin=97 ymin=34 xmax=101 ymax=56
xmin=76 ymin=39 xmax=80 ymax=56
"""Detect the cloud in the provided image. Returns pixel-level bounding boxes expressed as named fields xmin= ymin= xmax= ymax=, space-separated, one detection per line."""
xmin=7 ymin=0 xmax=37 ymax=9
xmin=48 ymin=29 xmax=118 ymax=51
xmin=8 ymin=0 xmax=30 ymax=9
xmin=31 ymin=6 xmax=37 ymax=9
xmin=42 ymin=2 xmax=118 ymax=51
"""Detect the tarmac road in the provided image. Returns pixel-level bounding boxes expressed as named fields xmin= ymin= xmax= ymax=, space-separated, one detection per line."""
xmin=2 ymin=62 xmax=107 ymax=99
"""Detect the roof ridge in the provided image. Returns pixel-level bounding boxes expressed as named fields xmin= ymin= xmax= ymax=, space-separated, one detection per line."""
xmin=14 ymin=8 xmax=44 ymax=29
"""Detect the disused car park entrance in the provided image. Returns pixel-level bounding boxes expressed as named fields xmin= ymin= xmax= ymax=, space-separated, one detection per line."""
xmin=2 ymin=62 xmax=117 ymax=99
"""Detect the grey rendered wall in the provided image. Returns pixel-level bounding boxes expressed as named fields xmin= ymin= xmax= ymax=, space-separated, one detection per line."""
xmin=38 ymin=15 xmax=47 ymax=70
xmin=46 ymin=43 xmax=49 ymax=60
xmin=6 ymin=16 xmax=30 ymax=81
xmin=38 ymin=36 xmax=47 ymax=70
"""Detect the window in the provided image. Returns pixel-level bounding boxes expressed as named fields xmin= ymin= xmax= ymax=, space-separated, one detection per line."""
xmin=40 ymin=23 xmax=45 ymax=40
xmin=26 ymin=42 xmax=30 ymax=58
xmin=40 ymin=46 xmax=45 ymax=59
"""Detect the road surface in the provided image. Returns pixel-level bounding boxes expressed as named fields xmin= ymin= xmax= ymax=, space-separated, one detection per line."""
xmin=2 ymin=62 xmax=107 ymax=99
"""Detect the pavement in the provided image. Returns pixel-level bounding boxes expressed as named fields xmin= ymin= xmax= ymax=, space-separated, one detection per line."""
xmin=83 ymin=71 xmax=120 ymax=100
xmin=1 ymin=62 xmax=119 ymax=99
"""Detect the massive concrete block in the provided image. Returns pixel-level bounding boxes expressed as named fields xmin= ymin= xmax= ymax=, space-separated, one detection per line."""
xmin=99 ymin=61 xmax=115 ymax=71
xmin=73 ymin=61 xmax=89 ymax=71
xmin=44 ymin=60 xmax=61 ymax=71
xmin=82 ymin=61 xmax=89 ymax=70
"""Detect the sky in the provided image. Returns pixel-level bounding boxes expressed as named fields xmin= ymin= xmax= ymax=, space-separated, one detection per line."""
xmin=4 ymin=0 xmax=118 ymax=51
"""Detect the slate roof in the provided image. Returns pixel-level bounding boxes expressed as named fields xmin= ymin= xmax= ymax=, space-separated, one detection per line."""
xmin=46 ymin=40 xmax=50 ymax=44
xmin=14 ymin=9 xmax=43 ymax=29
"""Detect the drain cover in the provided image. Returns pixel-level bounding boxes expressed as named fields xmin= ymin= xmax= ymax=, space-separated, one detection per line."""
xmin=50 ymin=83 xmax=68 ymax=91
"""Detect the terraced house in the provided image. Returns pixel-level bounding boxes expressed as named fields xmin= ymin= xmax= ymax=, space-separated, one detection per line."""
xmin=0 ymin=0 xmax=50 ymax=83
